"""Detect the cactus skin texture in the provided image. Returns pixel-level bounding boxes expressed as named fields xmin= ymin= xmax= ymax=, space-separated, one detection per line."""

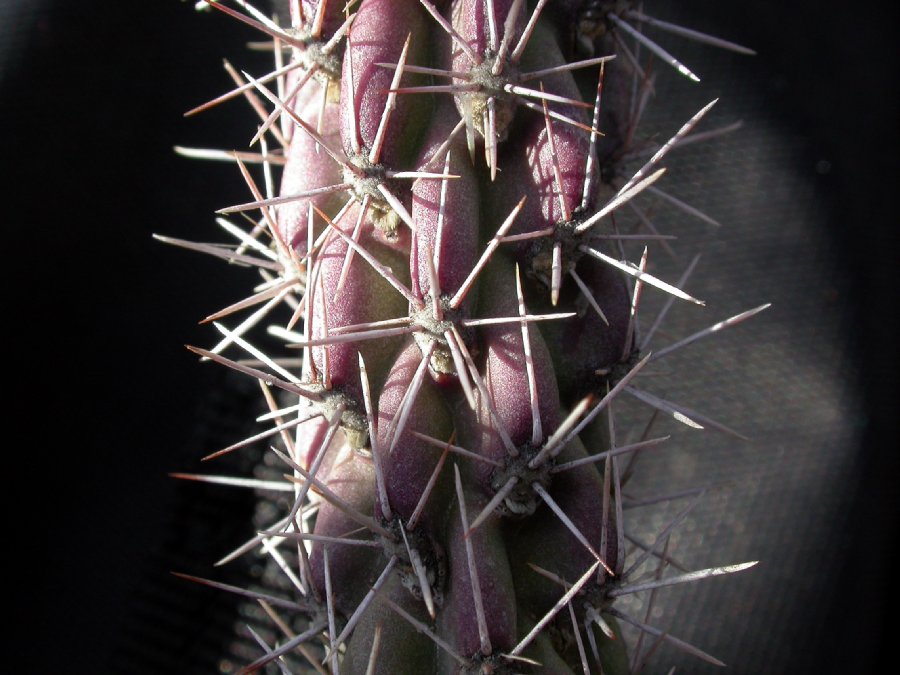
xmin=169 ymin=1 xmax=767 ymax=672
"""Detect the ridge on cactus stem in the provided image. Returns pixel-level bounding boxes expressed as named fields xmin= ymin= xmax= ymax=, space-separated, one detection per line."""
xmin=165 ymin=0 xmax=765 ymax=672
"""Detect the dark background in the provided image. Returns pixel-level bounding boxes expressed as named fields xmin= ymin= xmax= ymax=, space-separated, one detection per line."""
xmin=4 ymin=1 xmax=897 ymax=672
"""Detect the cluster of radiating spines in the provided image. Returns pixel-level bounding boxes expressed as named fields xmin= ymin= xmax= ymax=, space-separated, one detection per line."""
xmin=167 ymin=1 xmax=766 ymax=672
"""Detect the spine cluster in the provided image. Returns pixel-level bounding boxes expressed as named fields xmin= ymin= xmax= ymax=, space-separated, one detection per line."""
xmin=169 ymin=1 xmax=766 ymax=672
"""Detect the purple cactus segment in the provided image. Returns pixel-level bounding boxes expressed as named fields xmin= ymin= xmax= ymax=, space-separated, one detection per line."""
xmin=438 ymin=487 xmax=517 ymax=665
xmin=375 ymin=340 xmax=454 ymax=527
xmin=308 ymin=442 xmax=382 ymax=616
xmin=505 ymin=436 xmax=609 ymax=618
xmin=275 ymin=80 xmax=345 ymax=253
xmin=340 ymin=0 xmax=431 ymax=168
xmin=450 ymin=0 xmax=524 ymax=66
xmin=540 ymin=259 xmax=633 ymax=402
xmin=305 ymin=201 xmax=411 ymax=425
xmin=341 ymin=575 xmax=438 ymax=674
xmin=480 ymin=258 xmax=561 ymax=443
xmin=410 ymin=102 xmax=481 ymax=304
xmin=444 ymin=0 xmax=526 ymax=149
xmin=296 ymin=0 xmax=346 ymax=44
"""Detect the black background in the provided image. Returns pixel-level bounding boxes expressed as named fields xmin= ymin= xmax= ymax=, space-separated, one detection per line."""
xmin=4 ymin=1 xmax=897 ymax=672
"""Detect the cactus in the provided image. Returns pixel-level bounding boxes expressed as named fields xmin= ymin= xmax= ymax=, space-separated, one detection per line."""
xmin=165 ymin=1 xmax=768 ymax=672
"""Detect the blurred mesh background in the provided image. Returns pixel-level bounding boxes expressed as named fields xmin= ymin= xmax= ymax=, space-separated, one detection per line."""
xmin=7 ymin=0 xmax=895 ymax=673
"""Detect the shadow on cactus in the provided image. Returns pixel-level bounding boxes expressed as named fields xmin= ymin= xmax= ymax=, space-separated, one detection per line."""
xmin=163 ymin=0 xmax=766 ymax=672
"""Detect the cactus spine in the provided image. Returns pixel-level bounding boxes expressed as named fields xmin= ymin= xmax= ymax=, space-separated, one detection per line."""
xmin=168 ymin=1 xmax=766 ymax=672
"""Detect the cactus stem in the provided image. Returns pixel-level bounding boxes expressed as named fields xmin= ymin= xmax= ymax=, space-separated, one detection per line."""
xmin=327 ymin=556 xmax=399 ymax=661
xmin=467 ymin=475 xmax=518 ymax=535
xmin=386 ymin=344 xmax=435 ymax=455
xmin=278 ymin=448 xmax=396 ymax=540
xmin=335 ymin=194 xmax=371 ymax=297
xmin=397 ymin=520 xmax=437 ymax=618
xmin=359 ymin=352 xmax=394 ymax=520
xmin=320 ymin=211 xmax=423 ymax=307
xmin=282 ymin=404 xmax=344 ymax=521
xmin=384 ymin=596 xmax=468 ymax=666
xmin=407 ymin=440 xmax=451 ymax=531
xmin=514 ymin=265 xmax=543 ymax=446
xmin=418 ymin=0 xmax=480 ymax=64
xmin=369 ymin=35 xmax=412 ymax=165
xmin=444 ymin=328 xmax=477 ymax=408
xmin=365 ymin=622 xmax=383 ymax=675
xmin=449 ymin=195 xmax=526 ymax=309
xmin=508 ymin=0 xmax=544 ymax=64
xmin=453 ymin=464 xmax=493 ymax=656
xmin=511 ymin=559 xmax=602 ymax=657
xmin=566 ymin=600 xmax=591 ymax=675
xmin=322 ymin=549 xmax=340 ymax=674
xmin=412 ymin=431 xmax=504 ymax=467
xmin=569 ymin=268 xmax=610 ymax=325
xmin=377 ymin=62 xmax=473 ymax=80
xmin=607 ymin=13 xmax=700 ymax=83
